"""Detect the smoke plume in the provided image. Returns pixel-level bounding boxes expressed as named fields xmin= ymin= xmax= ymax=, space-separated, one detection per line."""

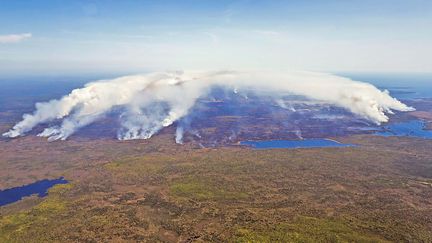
xmin=3 ymin=70 xmax=414 ymax=141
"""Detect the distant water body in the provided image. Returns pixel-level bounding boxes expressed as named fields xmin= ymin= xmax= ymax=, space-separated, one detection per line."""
xmin=377 ymin=120 xmax=432 ymax=139
xmin=241 ymin=139 xmax=354 ymax=149
xmin=341 ymin=73 xmax=432 ymax=100
xmin=0 ymin=177 xmax=69 ymax=206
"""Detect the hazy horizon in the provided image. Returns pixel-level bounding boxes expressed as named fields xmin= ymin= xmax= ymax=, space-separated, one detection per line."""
xmin=1 ymin=0 xmax=431 ymax=75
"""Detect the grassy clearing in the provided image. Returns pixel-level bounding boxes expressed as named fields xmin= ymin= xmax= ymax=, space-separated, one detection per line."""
xmin=235 ymin=216 xmax=389 ymax=243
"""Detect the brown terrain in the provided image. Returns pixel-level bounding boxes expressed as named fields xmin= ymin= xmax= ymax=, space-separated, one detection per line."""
xmin=0 ymin=132 xmax=432 ymax=242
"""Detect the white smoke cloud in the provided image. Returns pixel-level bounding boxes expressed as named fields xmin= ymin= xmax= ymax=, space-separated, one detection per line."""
xmin=0 ymin=33 xmax=32 ymax=43
xmin=2 ymin=70 xmax=414 ymax=141
xmin=175 ymin=126 xmax=184 ymax=144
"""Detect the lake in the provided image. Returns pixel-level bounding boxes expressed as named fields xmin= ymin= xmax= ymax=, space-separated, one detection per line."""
xmin=241 ymin=139 xmax=354 ymax=149
xmin=341 ymin=73 xmax=432 ymax=100
xmin=0 ymin=177 xmax=69 ymax=206
xmin=377 ymin=120 xmax=432 ymax=139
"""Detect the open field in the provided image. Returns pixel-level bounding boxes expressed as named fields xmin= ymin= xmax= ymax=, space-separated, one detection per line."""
xmin=1 ymin=134 xmax=431 ymax=242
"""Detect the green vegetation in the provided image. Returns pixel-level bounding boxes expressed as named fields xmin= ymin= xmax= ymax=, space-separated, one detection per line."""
xmin=1 ymin=135 xmax=432 ymax=241
xmin=0 ymin=184 xmax=72 ymax=243
xmin=235 ymin=216 xmax=389 ymax=243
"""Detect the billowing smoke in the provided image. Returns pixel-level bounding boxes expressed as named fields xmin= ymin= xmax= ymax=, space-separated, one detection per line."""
xmin=3 ymin=70 xmax=414 ymax=141
xmin=175 ymin=126 xmax=184 ymax=144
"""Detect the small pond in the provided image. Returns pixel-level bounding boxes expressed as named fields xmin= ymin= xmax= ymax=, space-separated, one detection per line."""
xmin=0 ymin=177 xmax=69 ymax=206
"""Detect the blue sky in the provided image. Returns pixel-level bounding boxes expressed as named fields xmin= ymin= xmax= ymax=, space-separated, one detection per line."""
xmin=0 ymin=0 xmax=431 ymax=75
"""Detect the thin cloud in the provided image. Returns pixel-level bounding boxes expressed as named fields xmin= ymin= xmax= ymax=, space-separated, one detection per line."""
xmin=0 ymin=33 xmax=32 ymax=43
xmin=253 ymin=30 xmax=280 ymax=36
xmin=203 ymin=32 xmax=219 ymax=44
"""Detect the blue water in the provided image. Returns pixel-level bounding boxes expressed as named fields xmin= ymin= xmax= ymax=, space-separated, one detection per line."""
xmin=0 ymin=177 xmax=69 ymax=206
xmin=341 ymin=73 xmax=432 ymax=100
xmin=377 ymin=120 xmax=432 ymax=139
xmin=241 ymin=139 xmax=354 ymax=149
